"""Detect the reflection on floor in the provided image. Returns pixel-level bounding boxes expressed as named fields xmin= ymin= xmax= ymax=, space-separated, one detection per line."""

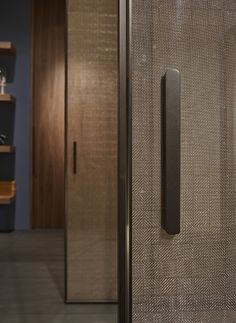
xmin=0 ymin=230 xmax=117 ymax=323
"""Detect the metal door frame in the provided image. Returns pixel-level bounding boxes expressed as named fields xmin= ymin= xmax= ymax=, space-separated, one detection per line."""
xmin=118 ymin=0 xmax=132 ymax=322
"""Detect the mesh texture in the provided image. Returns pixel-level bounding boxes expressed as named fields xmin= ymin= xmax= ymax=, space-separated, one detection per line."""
xmin=132 ymin=1 xmax=236 ymax=322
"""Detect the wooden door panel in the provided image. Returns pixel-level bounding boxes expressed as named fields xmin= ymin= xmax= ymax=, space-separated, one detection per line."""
xmin=32 ymin=0 xmax=65 ymax=228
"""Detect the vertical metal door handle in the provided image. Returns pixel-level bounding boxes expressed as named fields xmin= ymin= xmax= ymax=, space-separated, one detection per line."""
xmin=73 ymin=141 xmax=77 ymax=174
xmin=163 ymin=68 xmax=181 ymax=235
xmin=33 ymin=126 xmax=37 ymax=178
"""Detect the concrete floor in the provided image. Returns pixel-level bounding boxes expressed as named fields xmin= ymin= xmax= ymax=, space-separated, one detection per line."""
xmin=0 ymin=230 xmax=117 ymax=323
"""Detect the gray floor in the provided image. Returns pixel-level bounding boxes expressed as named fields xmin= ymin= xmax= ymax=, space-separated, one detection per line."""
xmin=0 ymin=230 xmax=117 ymax=323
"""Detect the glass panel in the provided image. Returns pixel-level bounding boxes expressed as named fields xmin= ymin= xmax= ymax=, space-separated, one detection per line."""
xmin=66 ymin=0 xmax=118 ymax=304
xmin=131 ymin=1 xmax=236 ymax=321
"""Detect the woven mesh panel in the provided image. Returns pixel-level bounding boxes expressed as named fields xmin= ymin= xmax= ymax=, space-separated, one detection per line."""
xmin=131 ymin=1 xmax=236 ymax=322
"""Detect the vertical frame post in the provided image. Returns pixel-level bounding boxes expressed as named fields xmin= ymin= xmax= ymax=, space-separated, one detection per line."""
xmin=118 ymin=0 xmax=132 ymax=322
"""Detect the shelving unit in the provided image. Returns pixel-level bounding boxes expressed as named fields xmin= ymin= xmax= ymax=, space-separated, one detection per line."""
xmin=0 ymin=181 xmax=15 ymax=205
xmin=0 ymin=41 xmax=16 ymax=232
xmin=0 ymin=42 xmax=16 ymax=54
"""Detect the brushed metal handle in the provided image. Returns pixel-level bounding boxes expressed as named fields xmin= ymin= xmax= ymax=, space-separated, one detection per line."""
xmin=162 ymin=68 xmax=181 ymax=235
xmin=73 ymin=141 xmax=77 ymax=174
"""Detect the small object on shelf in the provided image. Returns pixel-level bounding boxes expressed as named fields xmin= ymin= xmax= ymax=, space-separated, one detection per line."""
xmin=0 ymin=134 xmax=7 ymax=145
xmin=0 ymin=68 xmax=6 ymax=95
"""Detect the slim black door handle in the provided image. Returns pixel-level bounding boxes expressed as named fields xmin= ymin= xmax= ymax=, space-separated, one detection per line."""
xmin=73 ymin=141 xmax=77 ymax=174
xmin=33 ymin=126 xmax=37 ymax=178
xmin=162 ymin=68 xmax=181 ymax=235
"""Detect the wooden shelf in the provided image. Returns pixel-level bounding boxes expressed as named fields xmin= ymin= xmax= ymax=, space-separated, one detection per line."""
xmin=0 ymin=181 xmax=16 ymax=205
xmin=0 ymin=146 xmax=15 ymax=153
xmin=0 ymin=42 xmax=16 ymax=54
xmin=0 ymin=94 xmax=15 ymax=103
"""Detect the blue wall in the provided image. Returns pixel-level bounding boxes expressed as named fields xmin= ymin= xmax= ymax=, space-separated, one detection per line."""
xmin=0 ymin=0 xmax=31 ymax=229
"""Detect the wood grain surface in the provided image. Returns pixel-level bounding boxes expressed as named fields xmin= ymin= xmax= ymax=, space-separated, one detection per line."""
xmin=0 ymin=181 xmax=15 ymax=204
xmin=0 ymin=94 xmax=15 ymax=102
xmin=32 ymin=0 xmax=65 ymax=228
xmin=0 ymin=42 xmax=16 ymax=54
xmin=0 ymin=146 xmax=15 ymax=153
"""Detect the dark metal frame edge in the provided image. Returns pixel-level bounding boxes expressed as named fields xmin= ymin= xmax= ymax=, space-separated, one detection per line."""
xmin=118 ymin=0 xmax=132 ymax=322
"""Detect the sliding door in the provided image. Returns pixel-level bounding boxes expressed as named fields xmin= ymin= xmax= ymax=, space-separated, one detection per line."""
xmin=130 ymin=0 xmax=236 ymax=321
xmin=66 ymin=0 xmax=118 ymax=302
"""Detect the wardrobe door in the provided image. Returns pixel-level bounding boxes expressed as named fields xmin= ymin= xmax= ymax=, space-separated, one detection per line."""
xmin=66 ymin=0 xmax=118 ymax=302
xmin=32 ymin=0 xmax=65 ymax=228
xmin=130 ymin=0 xmax=236 ymax=322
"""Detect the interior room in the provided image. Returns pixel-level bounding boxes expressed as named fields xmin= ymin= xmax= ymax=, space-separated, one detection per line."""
xmin=0 ymin=0 xmax=118 ymax=322
xmin=1 ymin=0 xmax=235 ymax=323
